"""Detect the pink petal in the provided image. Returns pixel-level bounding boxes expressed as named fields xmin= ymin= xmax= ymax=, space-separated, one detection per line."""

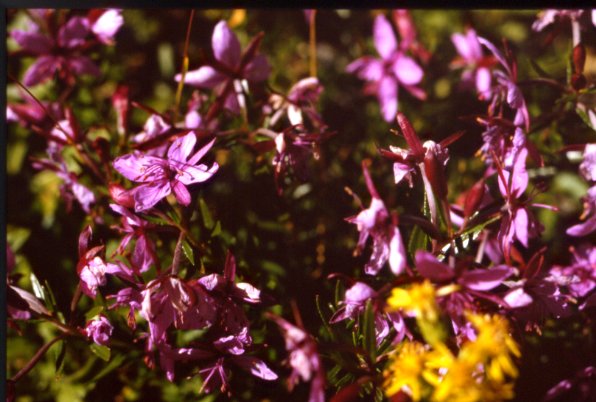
xmin=175 ymin=66 xmax=226 ymax=89
xmin=23 ymin=55 xmax=59 ymax=86
xmin=187 ymin=137 xmax=216 ymax=165
xmin=133 ymin=181 xmax=171 ymax=212
xmin=245 ymin=54 xmax=271 ymax=82
xmin=11 ymin=30 xmax=53 ymax=54
xmin=451 ymin=32 xmax=474 ymax=61
xmin=373 ymin=14 xmax=397 ymax=60
xmin=113 ymin=152 xmax=164 ymax=182
xmin=388 ymin=228 xmax=407 ymax=276
xmin=504 ymin=287 xmax=533 ymax=308
xmin=176 ymin=163 xmax=219 ymax=185
xmin=377 ymin=75 xmax=398 ymax=122
xmin=68 ymin=56 xmax=101 ymax=77
xmin=91 ymin=9 xmax=123 ymax=43
xmin=460 ymin=266 xmax=513 ymax=291
xmin=171 ymin=180 xmax=191 ymax=206
xmin=415 ymin=251 xmax=454 ymax=282
xmin=234 ymin=356 xmax=278 ymax=381
xmin=393 ymin=56 xmax=423 ymax=86
xmin=212 ymin=20 xmax=241 ymax=68
xmin=476 ymin=67 xmax=492 ymax=95
xmin=168 ymin=132 xmax=196 ymax=163
xmin=58 ymin=16 xmax=90 ymax=48
xmin=566 ymin=215 xmax=596 ymax=237
xmin=514 ymin=207 xmax=529 ymax=248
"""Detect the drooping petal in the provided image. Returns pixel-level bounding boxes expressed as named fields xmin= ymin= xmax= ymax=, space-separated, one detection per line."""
xmin=11 ymin=30 xmax=53 ymax=54
xmin=212 ymin=20 xmax=241 ymax=68
xmin=388 ymin=227 xmax=407 ymax=276
xmin=171 ymin=180 xmax=191 ymax=206
xmin=23 ymin=55 xmax=59 ymax=86
xmin=175 ymin=66 xmax=226 ymax=89
xmin=393 ymin=55 xmax=423 ymax=86
xmin=245 ymin=54 xmax=271 ymax=82
xmin=377 ymin=75 xmax=398 ymax=122
xmin=133 ymin=181 xmax=171 ymax=212
xmin=57 ymin=16 xmax=90 ymax=48
xmin=373 ymin=14 xmax=398 ymax=60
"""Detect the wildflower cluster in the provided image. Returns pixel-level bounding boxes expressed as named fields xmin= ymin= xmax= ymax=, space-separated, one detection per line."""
xmin=6 ymin=8 xmax=596 ymax=402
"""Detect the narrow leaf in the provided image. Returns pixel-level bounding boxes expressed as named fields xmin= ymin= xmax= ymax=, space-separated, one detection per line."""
xmin=90 ymin=344 xmax=111 ymax=362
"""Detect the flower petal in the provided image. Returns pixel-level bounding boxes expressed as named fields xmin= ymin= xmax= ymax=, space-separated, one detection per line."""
xmin=58 ymin=16 xmax=90 ymax=48
xmin=113 ymin=152 xmax=164 ymax=182
xmin=23 ymin=55 xmax=59 ymax=86
xmin=175 ymin=66 xmax=226 ymax=89
xmin=373 ymin=14 xmax=397 ymax=60
xmin=133 ymin=181 xmax=171 ymax=212
xmin=377 ymin=75 xmax=398 ymax=122
xmin=212 ymin=20 xmax=241 ymax=68
xmin=68 ymin=56 xmax=101 ymax=77
xmin=233 ymin=356 xmax=278 ymax=381
xmin=393 ymin=56 xmax=423 ymax=86
xmin=460 ymin=266 xmax=513 ymax=291
xmin=176 ymin=163 xmax=219 ymax=185
xmin=388 ymin=228 xmax=407 ymax=276
xmin=91 ymin=9 xmax=123 ymax=44
xmin=11 ymin=29 xmax=53 ymax=54
xmin=167 ymin=131 xmax=196 ymax=163
xmin=171 ymin=181 xmax=191 ymax=206
xmin=245 ymin=54 xmax=271 ymax=82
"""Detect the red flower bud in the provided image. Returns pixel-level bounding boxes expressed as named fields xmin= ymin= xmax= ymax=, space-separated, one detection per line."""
xmin=109 ymin=183 xmax=135 ymax=209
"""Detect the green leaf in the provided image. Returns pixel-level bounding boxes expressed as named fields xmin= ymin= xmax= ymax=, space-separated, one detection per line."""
xmin=211 ymin=221 xmax=222 ymax=237
xmin=7 ymin=225 xmax=31 ymax=252
xmin=85 ymin=305 xmax=105 ymax=321
xmin=55 ymin=340 xmax=67 ymax=375
xmin=89 ymin=353 xmax=127 ymax=382
xmin=199 ymin=198 xmax=214 ymax=229
xmin=315 ymin=294 xmax=336 ymax=341
xmin=89 ymin=344 xmax=111 ymax=362
xmin=182 ymin=240 xmax=195 ymax=266
xmin=30 ymin=272 xmax=46 ymax=302
xmin=576 ymin=104 xmax=596 ymax=131
xmin=407 ymin=224 xmax=429 ymax=260
xmin=362 ymin=300 xmax=376 ymax=362
xmin=43 ymin=280 xmax=58 ymax=313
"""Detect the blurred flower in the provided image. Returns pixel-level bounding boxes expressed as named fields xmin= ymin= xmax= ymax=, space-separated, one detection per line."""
xmin=114 ymin=132 xmax=218 ymax=211
xmin=384 ymin=341 xmax=431 ymax=401
xmin=85 ymin=315 xmax=114 ymax=346
xmin=568 ymin=144 xmax=596 ymax=236
xmin=268 ymin=77 xmax=324 ymax=128
xmin=543 ymin=365 xmax=596 ymax=402
xmin=347 ymin=162 xmax=407 ymax=276
xmin=270 ymin=314 xmax=325 ymax=402
xmin=10 ymin=10 xmax=121 ymax=86
xmin=175 ymin=20 xmax=270 ymax=114
xmin=532 ymin=9 xmax=586 ymax=31
xmin=347 ymin=14 xmax=425 ymax=122
xmin=548 ymin=245 xmax=596 ymax=301
xmin=387 ymin=280 xmax=439 ymax=323
xmin=78 ymin=256 xmax=121 ymax=298
xmin=451 ymin=28 xmax=495 ymax=98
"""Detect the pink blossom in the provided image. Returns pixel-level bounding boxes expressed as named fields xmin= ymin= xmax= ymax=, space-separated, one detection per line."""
xmin=84 ymin=315 xmax=113 ymax=346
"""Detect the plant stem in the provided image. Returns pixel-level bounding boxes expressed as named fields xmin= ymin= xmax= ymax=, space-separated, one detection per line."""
xmin=10 ymin=334 xmax=68 ymax=383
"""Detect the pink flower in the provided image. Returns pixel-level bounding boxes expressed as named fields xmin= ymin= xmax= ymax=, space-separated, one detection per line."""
xmin=451 ymin=28 xmax=494 ymax=97
xmin=347 ymin=14 xmax=425 ymax=122
xmin=113 ymin=132 xmax=218 ymax=212
xmin=347 ymin=162 xmax=407 ymax=276
xmin=175 ymin=20 xmax=271 ymax=114
xmin=84 ymin=315 xmax=113 ymax=346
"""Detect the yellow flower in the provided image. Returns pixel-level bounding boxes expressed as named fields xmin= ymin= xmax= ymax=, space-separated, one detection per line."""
xmin=461 ymin=313 xmax=521 ymax=382
xmin=384 ymin=341 xmax=430 ymax=401
xmin=387 ymin=280 xmax=439 ymax=322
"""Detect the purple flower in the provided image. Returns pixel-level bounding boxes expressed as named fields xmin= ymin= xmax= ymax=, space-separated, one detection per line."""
xmin=451 ymin=28 xmax=494 ymax=97
xmin=347 ymin=14 xmax=425 ymax=122
xmin=347 ymin=163 xmax=407 ymax=276
xmin=330 ymin=281 xmax=406 ymax=345
xmin=269 ymin=315 xmax=325 ymax=402
xmin=544 ymin=365 xmax=596 ymax=402
xmin=84 ymin=315 xmax=113 ymax=346
xmin=478 ymin=37 xmax=530 ymax=132
xmin=175 ymin=20 xmax=271 ymax=114
xmin=109 ymin=203 xmax=157 ymax=273
xmin=113 ymin=132 xmax=218 ymax=212
xmin=10 ymin=12 xmax=102 ymax=86
xmin=78 ymin=256 xmax=122 ymax=298
xmin=268 ymin=77 xmax=325 ymax=128
xmin=532 ymin=9 xmax=586 ymax=31
xmin=568 ymin=144 xmax=596 ymax=236
xmin=90 ymin=9 xmax=123 ymax=44
xmin=548 ymin=245 xmax=596 ymax=300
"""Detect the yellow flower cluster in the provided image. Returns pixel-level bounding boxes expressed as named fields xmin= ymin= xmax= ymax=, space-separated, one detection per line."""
xmin=384 ymin=283 xmax=520 ymax=402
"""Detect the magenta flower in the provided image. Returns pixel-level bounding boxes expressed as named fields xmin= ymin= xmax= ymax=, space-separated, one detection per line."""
xmin=175 ymin=20 xmax=271 ymax=114
xmin=451 ymin=28 xmax=494 ymax=98
xmin=78 ymin=255 xmax=122 ymax=298
xmin=109 ymin=204 xmax=157 ymax=273
xmin=548 ymin=245 xmax=596 ymax=300
xmin=532 ymin=9 xmax=586 ymax=31
xmin=568 ymin=144 xmax=596 ymax=237
xmin=10 ymin=14 xmax=106 ymax=86
xmin=84 ymin=315 xmax=113 ymax=346
xmin=347 ymin=14 xmax=425 ymax=122
xmin=113 ymin=132 xmax=218 ymax=212
xmin=89 ymin=9 xmax=124 ymax=44
xmin=269 ymin=314 xmax=325 ymax=402
xmin=347 ymin=162 xmax=407 ymax=276
xmin=330 ymin=281 xmax=406 ymax=345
